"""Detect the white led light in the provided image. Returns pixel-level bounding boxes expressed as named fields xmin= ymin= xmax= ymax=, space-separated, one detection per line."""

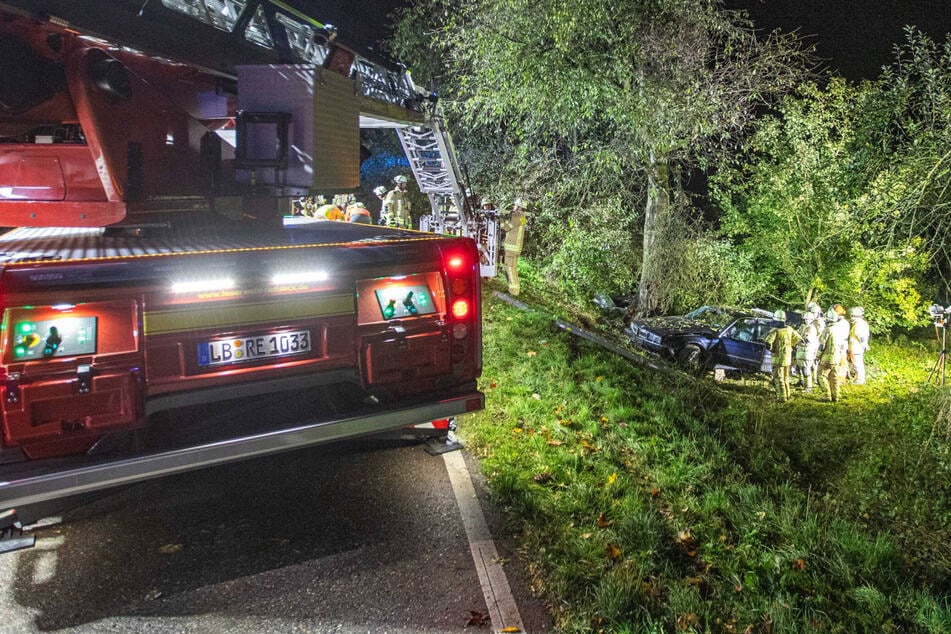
xmin=171 ymin=278 xmax=236 ymax=294
xmin=271 ymin=271 xmax=329 ymax=285
xmin=51 ymin=304 xmax=76 ymax=311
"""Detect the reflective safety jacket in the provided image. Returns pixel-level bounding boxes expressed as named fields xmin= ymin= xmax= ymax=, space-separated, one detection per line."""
xmin=795 ymin=322 xmax=820 ymax=361
xmin=501 ymin=209 xmax=527 ymax=253
xmin=764 ymin=325 xmax=802 ymax=367
xmin=315 ymin=204 xmax=345 ymax=221
xmin=819 ymin=317 xmax=850 ymax=365
xmin=383 ymin=188 xmax=411 ymax=227
xmin=849 ymin=318 xmax=870 ymax=353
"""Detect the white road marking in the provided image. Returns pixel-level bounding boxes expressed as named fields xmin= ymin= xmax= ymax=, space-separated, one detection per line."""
xmin=443 ymin=450 xmax=526 ymax=634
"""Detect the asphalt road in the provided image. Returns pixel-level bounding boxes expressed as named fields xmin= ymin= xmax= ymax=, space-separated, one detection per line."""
xmin=0 ymin=435 xmax=550 ymax=633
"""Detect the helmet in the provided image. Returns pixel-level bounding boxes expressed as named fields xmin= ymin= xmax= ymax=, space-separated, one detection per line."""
xmin=513 ymin=197 xmax=527 ymax=208
xmin=481 ymin=197 xmax=493 ymax=206
xmin=393 ymin=175 xmax=409 ymax=184
xmin=803 ymin=312 xmax=815 ymax=323
xmin=350 ymin=202 xmax=366 ymax=209
xmin=373 ymin=185 xmax=387 ymax=196
xmin=826 ymin=307 xmax=838 ymax=321
xmin=773 ymin=309 xmax=786 ymax=322
xmin=849 ymin=306 xmax=864 ymax=318
xmin=807 ymin=301 xmax=822 ymax=315
xmin=833 ymin=304 xmax=847 ymax=317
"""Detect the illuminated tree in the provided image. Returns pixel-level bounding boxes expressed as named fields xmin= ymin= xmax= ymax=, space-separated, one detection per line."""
xmin=393 ymin=0 xmax=806 ymax=313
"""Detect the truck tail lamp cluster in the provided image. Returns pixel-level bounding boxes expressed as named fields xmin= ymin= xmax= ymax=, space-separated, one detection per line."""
xmin=440 ymin=243 xmax=482 ymax=371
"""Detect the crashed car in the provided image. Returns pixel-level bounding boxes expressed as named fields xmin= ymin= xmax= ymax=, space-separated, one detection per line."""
xmin=625 ymin=305 xmax=797 ymax=375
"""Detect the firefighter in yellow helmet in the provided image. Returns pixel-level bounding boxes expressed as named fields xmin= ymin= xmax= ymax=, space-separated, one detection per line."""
xmin=817 ymin=304 xmax=850 ymax=401
xmin=383 ymin=175 xmax=412 ymax=228
xmin=763 ymin=310 xmax=802 ymax=402
xmin=500 ymin=197 xmax=528 ymax=296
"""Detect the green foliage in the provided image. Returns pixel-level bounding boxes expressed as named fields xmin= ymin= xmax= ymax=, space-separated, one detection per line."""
xmin=393 ymin=0 xmax=807 ymax=314
xmin=464 ymin=292 xmax=951 ymax=631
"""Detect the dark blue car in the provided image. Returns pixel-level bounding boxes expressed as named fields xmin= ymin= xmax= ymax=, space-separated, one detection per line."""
xmin=625 ymin=306 xmax=798 ymax=375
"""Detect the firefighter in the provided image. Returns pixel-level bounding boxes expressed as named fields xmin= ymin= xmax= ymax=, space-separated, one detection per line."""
xmin=373 ymin=185 xmax=388 ymax=225
xmin=500 ymin=197 xmax=528 ymax=296
xmin=346 ymin=201 xmax=372 ymax=224
xmin=817 ymin=304 xmax=850 ymax=402
xmin=807 ymin=301 xmax=825 ymax=335
xmin=383 ymin=175 xmax=412 ymax=228
xmin=795 ymin=311 xmax=821 ymax=392
xmin=848 ymin=306 xmax=871 ymax=384
xmin=763 ymin=310 xmax=802 ymax=402
xmin=314 ymin=202 xmax=345 ymax=221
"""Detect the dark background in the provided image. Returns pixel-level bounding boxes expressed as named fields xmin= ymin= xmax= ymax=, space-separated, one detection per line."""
xmin=302 ymin=0 xmax=951 ymax=80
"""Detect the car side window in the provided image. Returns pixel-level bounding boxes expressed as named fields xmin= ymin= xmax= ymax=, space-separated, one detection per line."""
xmin=726 ymin=319 xmax=758 ymax=342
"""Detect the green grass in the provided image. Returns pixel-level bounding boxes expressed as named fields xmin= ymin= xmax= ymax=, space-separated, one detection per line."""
xmin=460 ymin=286 xmax=951 ymax=632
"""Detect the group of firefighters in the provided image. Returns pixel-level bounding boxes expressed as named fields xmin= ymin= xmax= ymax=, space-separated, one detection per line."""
xmin=764 ymin=303 xmax=871 ymax=403
xmin=295 ymin=174 xmax=530 ymax=296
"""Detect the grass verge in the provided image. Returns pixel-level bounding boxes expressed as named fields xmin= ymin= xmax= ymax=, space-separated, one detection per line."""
xmin=459 ymin=288 xmax=951 ymax=632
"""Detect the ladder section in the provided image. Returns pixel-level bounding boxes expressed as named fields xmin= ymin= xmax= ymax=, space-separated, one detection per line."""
xmin=158 ymin=0 xmax=419 ymax=109
xmin=398 ymin=115 xmax=498 ymax=278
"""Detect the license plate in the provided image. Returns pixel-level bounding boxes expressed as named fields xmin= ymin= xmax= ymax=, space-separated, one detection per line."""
xmin=198 ymin=330 xmax=311 ymax=366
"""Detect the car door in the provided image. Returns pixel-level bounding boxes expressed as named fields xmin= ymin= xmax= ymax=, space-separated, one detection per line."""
xmin=713 ymin=317 xmax=769 ymax=372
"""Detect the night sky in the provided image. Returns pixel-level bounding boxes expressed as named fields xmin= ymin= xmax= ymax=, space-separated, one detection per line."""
xmin=305 ymin=0 xmax=951 ymax=81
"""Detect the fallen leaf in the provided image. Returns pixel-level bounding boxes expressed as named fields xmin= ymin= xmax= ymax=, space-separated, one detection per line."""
xmin=595 ymin=376 xmax=604 ymax=382
xmin=532 ymin=393 xmax=541 ymax=400
xmin=500 ymin=628 xmax=522 ymax=633
xmin=605 ymin=543 xmax=622 ymax=560
xmin=686 ymin=576 xmax=703 ymax=586
xmin=597 ymin=513 xmax=613 ymax=528
xmin=677 ymin=613 xmax=700 ymax=630
xmin=676 ymin=530 xmax=694 ymax=545
xmin=756 ymin=511 xmax=766 ymax=520
xmin=607 ymin=472 xmax=617 ymax=486
xmin=533 ymin=472 xmax=553 ymax=484
xmin=159 ymin=543 xmax=182 ymax=554
xmin=651 ymin=487 xmax=661 ymax=498
xmin=581 ymin=532 xmax=592 ymax=539
xmin=791 ymin=558 xmax=807 ymax=571
xmin=465 ymin=610 xmax=490 ymax=627
xmin=558 ymin=418 xmax=572 ymax=427
xmin=546 ymin=439 xmax=563 ymax=446
xmin=618 ymin=421 xmax=628 ymax=428
xmin=489 ymin=381 xmax=498 ymax=389
xmin=512 ymin=427 xmax=523 ymax=434
xmin=526 ymin=350 xmax=537 ymax=357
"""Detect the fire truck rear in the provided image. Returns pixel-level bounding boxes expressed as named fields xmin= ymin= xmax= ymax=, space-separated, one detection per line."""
xmin=0 ymin=0 xmax=484 ymax=544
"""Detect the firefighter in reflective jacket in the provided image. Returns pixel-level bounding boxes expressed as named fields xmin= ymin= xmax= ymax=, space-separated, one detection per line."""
xmin=763 ymin=310 xmax=802 ymax=402
xmin=314 ymin=202 xmax=345 ymax=221
xmin=818 ymin=304 xmax=850 ymax=401
xmin=383 ymin=175 xmax=412 ymax=228
xmin=848 ymin=306 xmax=871 ymax=384
xmin=346 ymin=201 xmax=372 ymax=224
xmin=501 ymin=198 xmax=528 ymax=296
xmin=795 ymin=312 xmax=821 ymax=392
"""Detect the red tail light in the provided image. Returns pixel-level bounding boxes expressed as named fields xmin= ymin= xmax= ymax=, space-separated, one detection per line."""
xmin=451 ymin=299 xmax=470 ymax=319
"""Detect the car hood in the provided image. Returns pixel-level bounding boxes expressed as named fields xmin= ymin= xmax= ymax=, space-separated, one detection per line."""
xmin=627 ymin=316 xmax=719 ymax=338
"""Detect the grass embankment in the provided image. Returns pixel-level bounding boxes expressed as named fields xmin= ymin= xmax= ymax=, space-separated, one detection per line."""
xmin=461 ymin=289 xmax=951 ymax=632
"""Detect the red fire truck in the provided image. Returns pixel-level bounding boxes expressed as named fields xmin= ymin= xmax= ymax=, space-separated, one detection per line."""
xmin=0 ymin=0 xmax=484 ymax=550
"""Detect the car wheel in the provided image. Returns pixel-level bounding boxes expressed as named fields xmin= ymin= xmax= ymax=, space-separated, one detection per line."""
xmin=676 ymin=344 xmax=705 ymax=375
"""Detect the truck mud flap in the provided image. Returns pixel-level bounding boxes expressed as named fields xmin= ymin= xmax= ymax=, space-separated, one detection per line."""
xmin=0 ymin=391 xmax=483 ymax=510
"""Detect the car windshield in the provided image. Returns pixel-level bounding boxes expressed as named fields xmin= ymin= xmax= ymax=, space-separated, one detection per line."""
xmin=683 ymin=306 xmax=733 ymax=330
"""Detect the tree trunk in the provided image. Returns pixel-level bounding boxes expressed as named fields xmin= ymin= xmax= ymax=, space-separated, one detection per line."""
xmin=636 ymin=152 xmax=670 ymax=316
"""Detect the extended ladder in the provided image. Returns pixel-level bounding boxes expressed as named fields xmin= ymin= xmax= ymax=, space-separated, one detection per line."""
xmin=398 ymin=111 xmax=499 ymax=278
